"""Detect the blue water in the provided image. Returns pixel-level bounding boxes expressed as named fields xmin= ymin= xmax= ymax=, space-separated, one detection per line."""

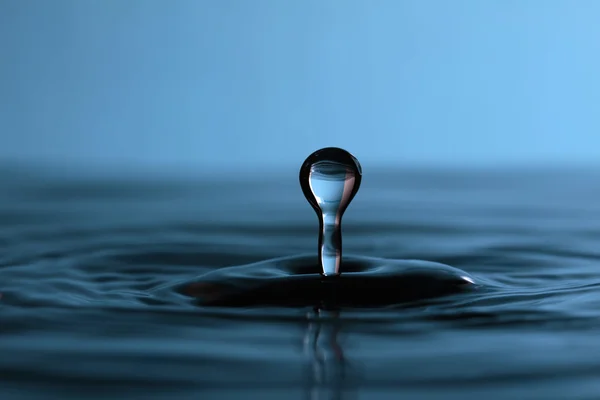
xmin=1 ymin=164 xmax=600 ymax=399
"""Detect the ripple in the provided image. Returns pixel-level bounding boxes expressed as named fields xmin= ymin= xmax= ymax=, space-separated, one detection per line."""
xmin=2 ymin=168 xmax=600 ymax=398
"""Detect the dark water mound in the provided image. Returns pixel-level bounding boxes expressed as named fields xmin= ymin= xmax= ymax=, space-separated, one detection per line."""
xmin=176 ymin=254 xmax=477 ymax=308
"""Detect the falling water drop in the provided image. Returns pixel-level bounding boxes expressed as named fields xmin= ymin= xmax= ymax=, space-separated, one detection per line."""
xmin=299 ymin=147 xmax=362 ymax=277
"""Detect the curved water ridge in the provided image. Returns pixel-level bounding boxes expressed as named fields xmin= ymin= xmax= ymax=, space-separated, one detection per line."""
xmin=174 ymin=254 xmax=477 ymax=308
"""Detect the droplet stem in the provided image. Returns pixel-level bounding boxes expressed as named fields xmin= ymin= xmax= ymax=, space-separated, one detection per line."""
xmin=319 ymin=213 xmax=342 ymax=277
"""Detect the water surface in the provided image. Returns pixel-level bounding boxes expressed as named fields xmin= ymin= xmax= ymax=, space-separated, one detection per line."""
xmin=1 ymin=165 xmax=600 ymax=399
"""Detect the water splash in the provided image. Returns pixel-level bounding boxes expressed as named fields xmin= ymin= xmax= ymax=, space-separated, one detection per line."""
xmin=299 ymin=148 xmax=362 ymax=277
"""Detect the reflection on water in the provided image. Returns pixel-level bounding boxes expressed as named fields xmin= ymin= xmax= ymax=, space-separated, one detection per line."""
xmin=1 ymin=164 xmax=600 ymax=399
xmin=304 ymin=309 xmax=349 ymax=400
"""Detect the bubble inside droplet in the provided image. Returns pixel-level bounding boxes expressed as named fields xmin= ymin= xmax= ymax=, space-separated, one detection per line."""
xmin=299 ymin=147 xmax=362 ymax=277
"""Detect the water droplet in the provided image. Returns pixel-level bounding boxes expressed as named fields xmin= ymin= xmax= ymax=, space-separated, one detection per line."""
xmin=299 ymin=147 xmax=362 ymax=277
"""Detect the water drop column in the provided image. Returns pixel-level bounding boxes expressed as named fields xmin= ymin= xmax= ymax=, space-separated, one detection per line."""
xmin=299 ymin=148 xmax=362 ymax=277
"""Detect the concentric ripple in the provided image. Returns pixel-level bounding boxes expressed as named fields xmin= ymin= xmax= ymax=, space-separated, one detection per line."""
xmin=2 ymin=166 xmax=600 ymax=398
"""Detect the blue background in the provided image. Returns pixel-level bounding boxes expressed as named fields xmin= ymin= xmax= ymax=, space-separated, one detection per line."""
xmin=2 ymin=1 xmax=599 ymax=172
